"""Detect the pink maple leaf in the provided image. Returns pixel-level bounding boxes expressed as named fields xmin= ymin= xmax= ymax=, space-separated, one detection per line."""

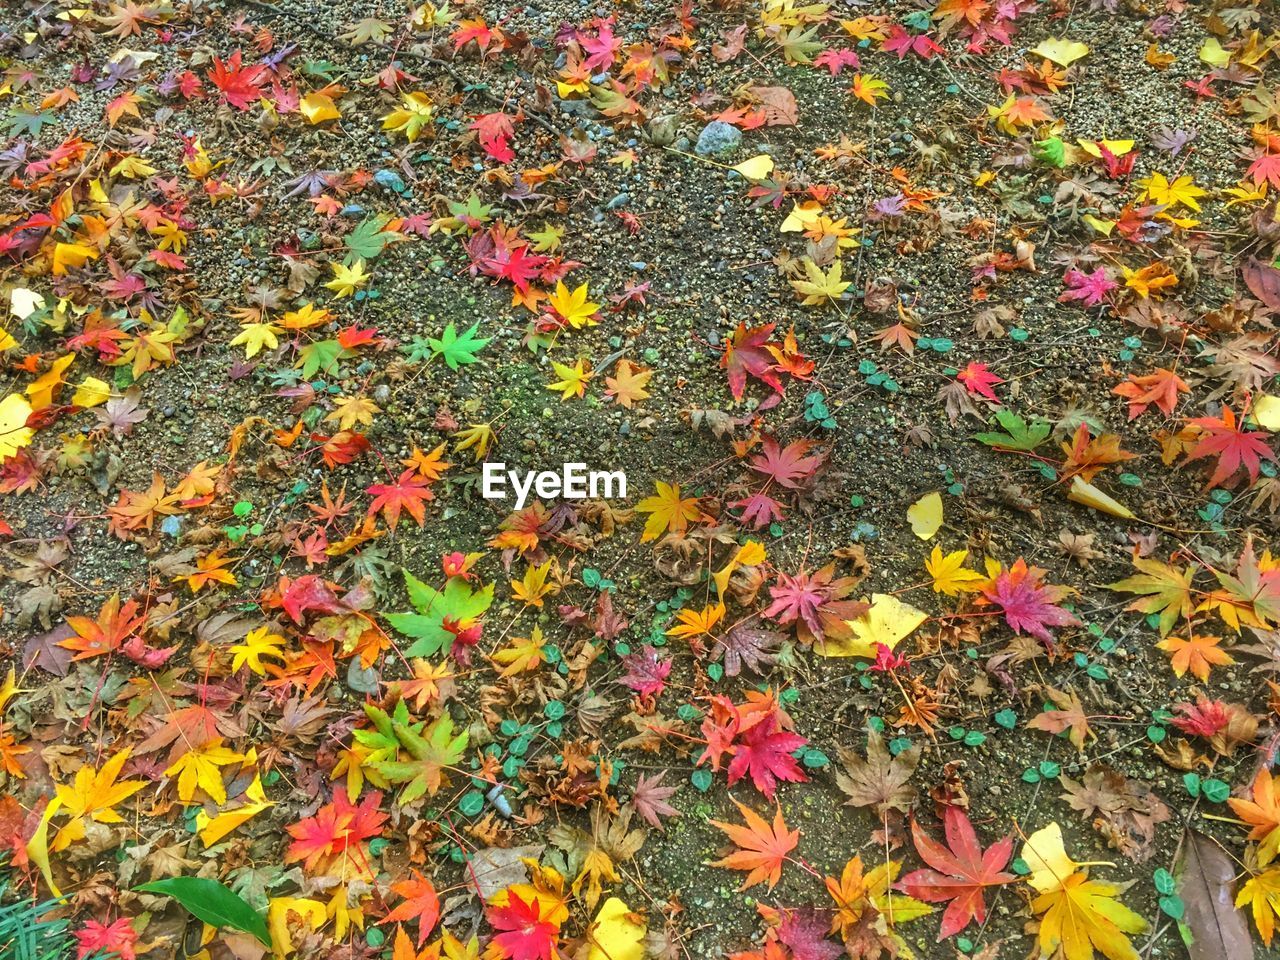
xmin=620 ymin=645 xmax=671 ymax=698
xmin=1059 ymin=267 xmax=1117 ymax=307
xmin=979 ymin=559 xmax=1080 ymax=644
xmin=813 ymin=48 xmax=861 ymax=76
xmin=749 ymin=437 xmax=824 ymax=489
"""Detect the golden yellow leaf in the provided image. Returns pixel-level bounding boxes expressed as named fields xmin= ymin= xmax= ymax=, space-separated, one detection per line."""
xmin=906 ymin=491 xmax=943 ymax=540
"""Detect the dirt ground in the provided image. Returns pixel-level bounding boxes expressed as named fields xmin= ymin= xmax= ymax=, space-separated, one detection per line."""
xmin=1 ymin=0 xmax=1279 ymax=958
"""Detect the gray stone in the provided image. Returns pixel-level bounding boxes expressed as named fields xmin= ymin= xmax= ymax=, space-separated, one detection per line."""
xmin=695 ymin=121 xmax=741 ymax=156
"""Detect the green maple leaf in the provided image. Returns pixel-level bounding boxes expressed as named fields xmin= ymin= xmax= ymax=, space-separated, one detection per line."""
xmin=297 ymin=339 xmax=345 ymax=379
xmin=343 ymin=213 xmax=399 ymax=263
xmin=373 ymin=713 xmax=469 ymax=804
xmin=974 ymin=410 xmax=1051 ymax=451
xmin=426 ymin=322 xmax=490 ymax=370
xmin=385 ymin=571 xmax=494 ymax=657
xmin=354 ymin=702 xmax=419 ymax=766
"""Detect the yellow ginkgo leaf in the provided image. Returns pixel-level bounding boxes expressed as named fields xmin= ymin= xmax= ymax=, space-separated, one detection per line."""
xmin=1067 ymin=476 xmax=1134 ymax=519
xmin=26 ymin=353 xmax=74 ymax=410
xmin=0 ymin=393 xmax=35 ymax=460
xmin=299 ymin=92 xmax=341 ymax=124
xmin=9 ymin=287 xmax=44 ymax=321
xmin=72 ymin=377 xmax=111 ymax=408
xmin=826 ymin=594 xmax=926 ymax=658
xmin=731 ymin=154 xmax=774 ymax=180
xmin=268 ymin=897 xmax=327 ymax=957
xmin=1030 ymin=38 xmax=1090 ymax=66
xmin=906 ymin=492 xmax=943 ymax=540
xmin=1081 ymin=214 xmax=1115 ymax=235
xmin=1021 ymin=822 xmax=1088 ymax=892
xmin=1199 ymin=37 xmax=1230 ymax=68
xmin=780 ymin=200 xmax=823 ymax=233
xmin=1077 ymin=138 xmax=1134 ymax=159
xmin=587 ymin=897 xmax=646 ymax=960
xmin=1254 ymin=395 xmax=1280 ymax=432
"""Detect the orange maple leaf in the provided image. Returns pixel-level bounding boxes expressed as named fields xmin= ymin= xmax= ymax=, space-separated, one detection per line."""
xmin=709 ymin=799 xmax=799 ymax=890
xmin=61 ymin=594 xmax=147 ymax=661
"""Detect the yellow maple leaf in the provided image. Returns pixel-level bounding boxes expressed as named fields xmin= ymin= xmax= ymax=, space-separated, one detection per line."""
xmin=403 ymin=443 xmax=452 ymax=481
xmin=229 ymin=626 xmax=286 ymax=675
xmin=925 ymin=546 xmax=985 ymax=596
xmin=1123 ymin=263 xmax=1178 ymax=299
xmin=196 ymin=763 xmax=272 ymax=846
xmin=850 ymin=73 xmax=888 ymax=106
xmin=511 ymin=560 xmax=557 ymax=608
xmin=52 ymin=748 xmax=147 ymax=852
xmin=326 ymin=394 xmax=381 ymax=431
xmin=666 ymin=602 xmax=725 ymax=641
xmin=230 ymin=321 xmax=283 ymax=359
xmin=636 ymin=481 xmax=701 ymax=542
xmin=165 ymin=740 xmax=244 ymax=805
xmin=547 ymin=358 xmax=592 ymax=400
xmin=324 ymin=258 xmax=370 ymax=298
xmin=452 ymin=422 xmax=494 ymax=461
xmin=547 ymin=281 xmax=600 ymax=328
xmin=493 ymin=625 xmax=547 ymax=676
xmin=790 ymin=258 xmax=851 ymax=306
xmin=382 ymin=91 xmax=435 ymax=141
xmin=1137 ymin=172 xmax=1207 ymax=212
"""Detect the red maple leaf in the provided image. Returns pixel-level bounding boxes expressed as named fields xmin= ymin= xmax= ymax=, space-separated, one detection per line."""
xmin=470 ymin=112 xmax=517 ymax=163
xmin=1058 ymin=267 xmax=1117 ymax=307
xmin=777 ymin=907 xmax=842 ymax=960
xmin=631 ymin=771 xmax=680 ymax=831
xmin=749 ymin=437 xmax=824 ymax=489
xmin=208 ymin=51 xmax=268 ymax=110
xmin=699 ymin=690 xmax=808 ymax=800
xmin=486 ymin=242 xmax=545 ymax=292
xmin=1248 ymin=151 xmax=1280 ymax=190
xmin=881 ymin=25 xmax=943 ymax=59
xmin=1112 ymin=367 xmax=1189 ymax=419
xmin=381 ymin=870 xmax=440 ymax=946
xmin=979 ymin=558 xmax=1080 ymax=644
xmin=75 ymin=917 xmax=138 ymax=960
xmin=285 ymin=790 xmax=387 ymax=872
xmin=366 ymin=468 xmax=434 ymax=530
xmin=898 ymin=806 xmax=1016 ymax=939
xmin=578 ymin=18 xmax=622 ymax=72
xmin=1170 ymin=696 xmax=1234 ymax=739
xmin=452 ymin=18 xmax=499 ymax=52
xmin=956 ymin=361 xmax=1003 ymax=403
xmin=727 ymin=713 xmax=808 ymax=800
xmin=1184 ymin=405 xmax=1277 ymax=488
xmin=722 ymin=322 xmax=784 ymax=401
xmin=486 ymin=890 xmax=558 ymax=960
xmin=276 ymin=574 xmax=346 ymax=624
